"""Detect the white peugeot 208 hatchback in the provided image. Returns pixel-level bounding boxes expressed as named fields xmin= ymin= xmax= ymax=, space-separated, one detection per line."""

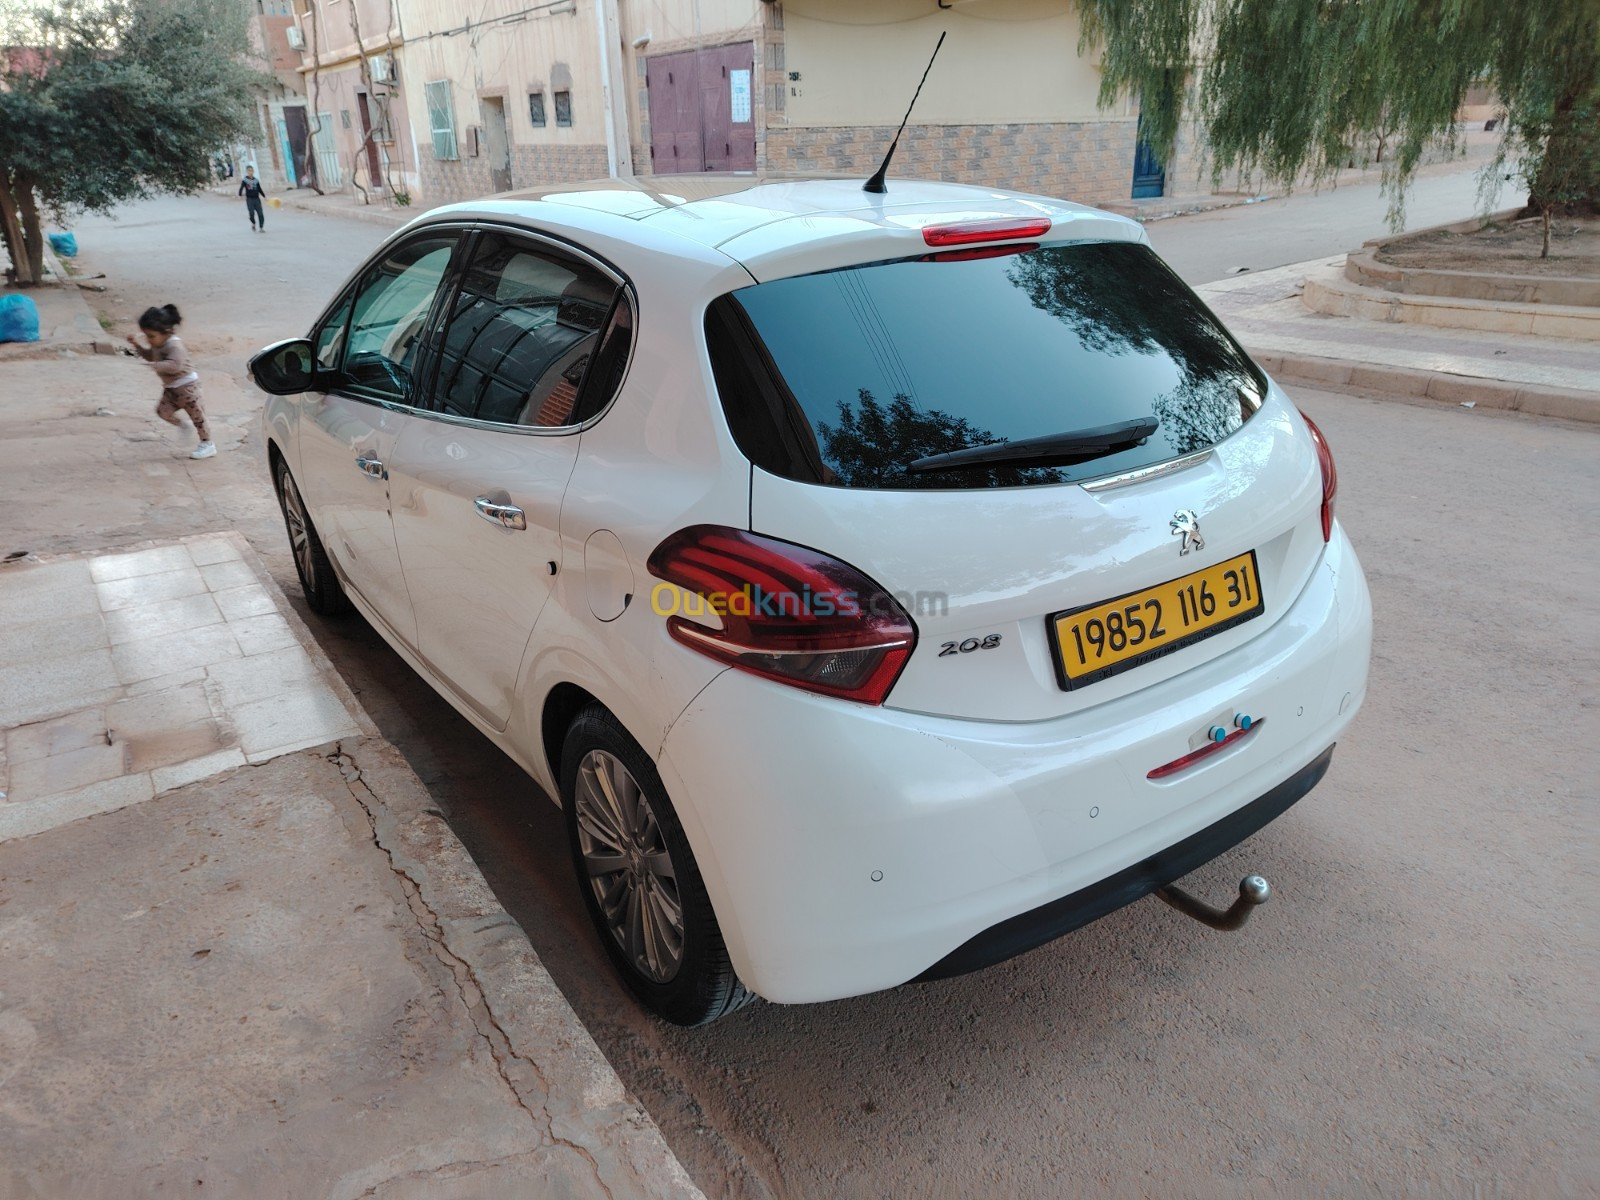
xmin=250 ymin=175 xmax=1371 ymax=1025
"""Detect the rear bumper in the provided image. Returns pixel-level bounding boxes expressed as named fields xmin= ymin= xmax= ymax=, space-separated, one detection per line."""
xmin=914 ymin=743 xmax=1333 ymax=981
xmin=656 ymin=525 xmax=1371 ymax=1003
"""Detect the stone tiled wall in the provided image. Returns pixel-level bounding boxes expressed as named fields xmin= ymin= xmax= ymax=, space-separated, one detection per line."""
xmin=765 ymin=120 xmax=1143 ymax=207
xmin=415 ymin=142 xmax=610 ymax=204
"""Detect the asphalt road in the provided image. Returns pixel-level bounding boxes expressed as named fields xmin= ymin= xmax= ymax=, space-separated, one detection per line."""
xmin=68 ymin=185 xmax=1596 ymax=1198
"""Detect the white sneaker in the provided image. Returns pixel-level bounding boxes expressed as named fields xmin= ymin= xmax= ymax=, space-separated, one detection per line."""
xmin=190 ymin=442 xmax=217 ymax=459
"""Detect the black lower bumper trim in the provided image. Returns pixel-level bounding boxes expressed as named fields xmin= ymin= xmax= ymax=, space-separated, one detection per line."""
xmin=912 ymin=744 xmax=1336 ymax=983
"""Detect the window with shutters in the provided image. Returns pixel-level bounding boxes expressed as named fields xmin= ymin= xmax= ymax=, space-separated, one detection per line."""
xmin=424 ymin=79 xmax=458 ymax=160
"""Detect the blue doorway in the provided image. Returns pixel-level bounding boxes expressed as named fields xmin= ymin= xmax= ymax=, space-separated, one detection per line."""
xmin=1131 ymin=120 xmax=1165 ymax=198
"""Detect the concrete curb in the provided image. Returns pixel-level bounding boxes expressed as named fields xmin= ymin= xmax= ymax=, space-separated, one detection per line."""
xmin=328 ymin=740 xmax=706 ymax=1200
xmin=1344 ymin=246 xmax=1599 ymax=308
xmin=0 ymin=245 xmax=118 ymax=361
xmin=1257 ymin=350 xmax=1600 ymax=424
xmin=1103 ymin=192 xmax=1271 ymax=223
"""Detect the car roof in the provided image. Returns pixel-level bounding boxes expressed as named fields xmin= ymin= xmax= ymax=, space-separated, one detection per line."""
xmin=425 ymin=174 xmax=1146 ymax=283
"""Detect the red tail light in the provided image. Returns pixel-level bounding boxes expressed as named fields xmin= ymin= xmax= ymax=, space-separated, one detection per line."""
xmin=922 ymin=217 xmax=1052 ymax=247
xmin=1299 ymin=411 xmax=1338 ymax=542
xmin=646 ymin=526 xmax=917 ymax=705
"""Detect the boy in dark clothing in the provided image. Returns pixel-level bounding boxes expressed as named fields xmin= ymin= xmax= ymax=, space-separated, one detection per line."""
xmin=239 ymin=167 xmax=266 ymax=231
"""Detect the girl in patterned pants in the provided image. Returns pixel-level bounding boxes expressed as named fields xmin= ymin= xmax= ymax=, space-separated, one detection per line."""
xmin=128 ymin=305 xmax=216 ymax=460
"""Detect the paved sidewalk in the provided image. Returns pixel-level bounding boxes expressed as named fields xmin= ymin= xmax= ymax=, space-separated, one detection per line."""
xmin=0 ymin=537 xmax=703 ymax=1199
xmin=1196 ymin=259 xmax=1600 ymax=421
xmin=0 ymin=534 xmax=365 ymax=837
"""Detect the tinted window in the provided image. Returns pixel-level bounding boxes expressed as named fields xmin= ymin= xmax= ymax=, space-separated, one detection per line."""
xmin=430 ymin=232 xmax=617 ymax=427
xmin=705 ymin=240 xmax=1264 ymax=490
xmin=342 ymin=234 xmax=458 ymax=402
xmin=314 ymin=291 xmax=353 ymax=371
xmin=570 ymin=296 xmax=633 ymax=425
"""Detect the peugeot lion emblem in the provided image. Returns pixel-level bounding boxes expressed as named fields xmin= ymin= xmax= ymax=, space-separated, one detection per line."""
xmin=1170 ymin=509 xmax=1205 ymax=555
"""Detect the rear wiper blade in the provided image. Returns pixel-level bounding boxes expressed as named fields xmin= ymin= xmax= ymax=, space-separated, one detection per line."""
xmin=907 ymin=417 xmax=1159 ymax=473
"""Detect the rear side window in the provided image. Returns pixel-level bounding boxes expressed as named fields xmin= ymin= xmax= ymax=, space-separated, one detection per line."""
xmin=429 ymin=231 xmax=618 ymax=427
xmin=705 ymin=240 xmax=1264 ymax=490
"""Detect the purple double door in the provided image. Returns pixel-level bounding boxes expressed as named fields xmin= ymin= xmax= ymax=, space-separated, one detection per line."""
xmin=645 ymin=43 xmax=757 ymax=173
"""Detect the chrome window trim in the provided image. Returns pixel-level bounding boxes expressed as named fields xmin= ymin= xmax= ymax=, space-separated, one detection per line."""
xmin=1077 ymin=449 xmax=1214 ymax=493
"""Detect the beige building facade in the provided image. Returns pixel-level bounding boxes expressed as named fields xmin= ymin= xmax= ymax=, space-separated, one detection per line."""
xmin=281 ymin=0 xmax=1206 ymax=210
xmin=280 ymin=0 xmax=422 ymax=202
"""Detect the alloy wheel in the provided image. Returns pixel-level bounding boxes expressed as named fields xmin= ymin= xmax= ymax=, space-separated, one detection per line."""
xmin=574 ymin=748 xmax=684 ymax=983
xmin=280 ymin=472 xmax=314 ymax=585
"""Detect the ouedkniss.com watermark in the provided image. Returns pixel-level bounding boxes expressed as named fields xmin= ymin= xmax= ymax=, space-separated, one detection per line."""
xmin=651 ymin=582 xmax=948 ymax=620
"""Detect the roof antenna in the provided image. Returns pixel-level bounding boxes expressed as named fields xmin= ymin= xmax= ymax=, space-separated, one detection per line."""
xmin=863 ymin=31 xmax=947 ymax=195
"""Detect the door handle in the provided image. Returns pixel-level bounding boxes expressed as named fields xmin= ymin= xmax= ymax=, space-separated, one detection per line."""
xmin=355 ymin=455 xmax=386 ymax=480
xmin=474 ymin=496 xmax=527 ymax=530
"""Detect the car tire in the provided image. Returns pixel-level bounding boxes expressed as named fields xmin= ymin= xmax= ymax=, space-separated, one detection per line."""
xmin=561 ymin=703 xmax=755 ymax=1026
xmin=273 ymin=457 xmax=351 ymax=616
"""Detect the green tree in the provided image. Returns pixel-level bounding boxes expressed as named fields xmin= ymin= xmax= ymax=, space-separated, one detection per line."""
xmin=0 ymin=0 xmax=263 ymax=286
xmin=1077 ymin=0 xmax=1600 ymax=232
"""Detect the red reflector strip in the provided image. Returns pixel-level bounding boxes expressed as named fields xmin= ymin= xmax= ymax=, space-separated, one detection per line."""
xmin=1147 ymin=720 xmax=1264 ymax=780
xmin=922 ymin=217 xmax=1052 ymax=246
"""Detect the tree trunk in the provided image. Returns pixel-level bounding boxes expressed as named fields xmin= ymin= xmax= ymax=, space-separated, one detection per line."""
xmin=0 ymin=170 xmax=37 ymax=287
xmin=1542 ymin=206 xmax=1552 ymax=259
xmin=1532 ymin=79 xmax=1599 ymax=211
xmin=16 ymin=174 xmax=45 ymax=283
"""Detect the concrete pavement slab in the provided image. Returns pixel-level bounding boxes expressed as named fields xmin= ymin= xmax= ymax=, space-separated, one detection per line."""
xmin=0 ymin=533 xmax=367 ymax=827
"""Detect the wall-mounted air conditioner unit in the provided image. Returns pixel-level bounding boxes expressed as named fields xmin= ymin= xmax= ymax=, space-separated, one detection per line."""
xmin=286 ymin=25 xmax=305 ymax=49
xmin=369 ymin=54 xmax=397 ymax=84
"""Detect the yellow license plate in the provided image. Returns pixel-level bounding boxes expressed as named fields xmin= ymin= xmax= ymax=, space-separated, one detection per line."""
xmin=1049 ymin=550 xmax=1265 ymax=690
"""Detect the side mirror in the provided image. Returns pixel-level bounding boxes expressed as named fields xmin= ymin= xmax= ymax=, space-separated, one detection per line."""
xmin=248 ymin=338 xmax=316 ymax=395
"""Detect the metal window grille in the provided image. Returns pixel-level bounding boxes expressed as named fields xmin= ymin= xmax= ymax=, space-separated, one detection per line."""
xmin=371 ymin=94 xmax=394 ymax=144
xmin=425 ymin=79 xmax=459 ymax=160
xmin=553 ymin=90 xmax=572 ymax=127
xmin=528 ymin=92 xmax=546 ymax=128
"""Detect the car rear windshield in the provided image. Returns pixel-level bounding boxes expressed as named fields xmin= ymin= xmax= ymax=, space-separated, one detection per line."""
xmin=704 ymin=240 xmax=1265 ymax=490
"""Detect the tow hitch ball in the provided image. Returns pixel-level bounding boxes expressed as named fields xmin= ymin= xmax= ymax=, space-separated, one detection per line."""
xmin=1156 ymin=874 xmax=1271 ymax=931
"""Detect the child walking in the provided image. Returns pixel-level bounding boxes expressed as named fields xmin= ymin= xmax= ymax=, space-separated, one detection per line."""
xmin=127 ymin=305 xmax=216 ymax=459
xmin=239 ymin=166 xmax=266 ymax=231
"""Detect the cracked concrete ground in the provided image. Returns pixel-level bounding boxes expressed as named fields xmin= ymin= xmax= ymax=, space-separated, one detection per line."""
xmin=0 ymin=734 xmax=701 ymax=1200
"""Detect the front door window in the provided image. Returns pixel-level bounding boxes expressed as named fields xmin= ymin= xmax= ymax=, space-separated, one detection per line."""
xmin=342 ymin=235 xmax=459 ymax=403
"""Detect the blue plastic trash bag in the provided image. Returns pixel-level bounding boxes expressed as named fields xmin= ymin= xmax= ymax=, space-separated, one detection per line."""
xmin=47 ymin=232 xmax=77 ymax=257
xmin=0 ymin=294 xmax=41 ymax=343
